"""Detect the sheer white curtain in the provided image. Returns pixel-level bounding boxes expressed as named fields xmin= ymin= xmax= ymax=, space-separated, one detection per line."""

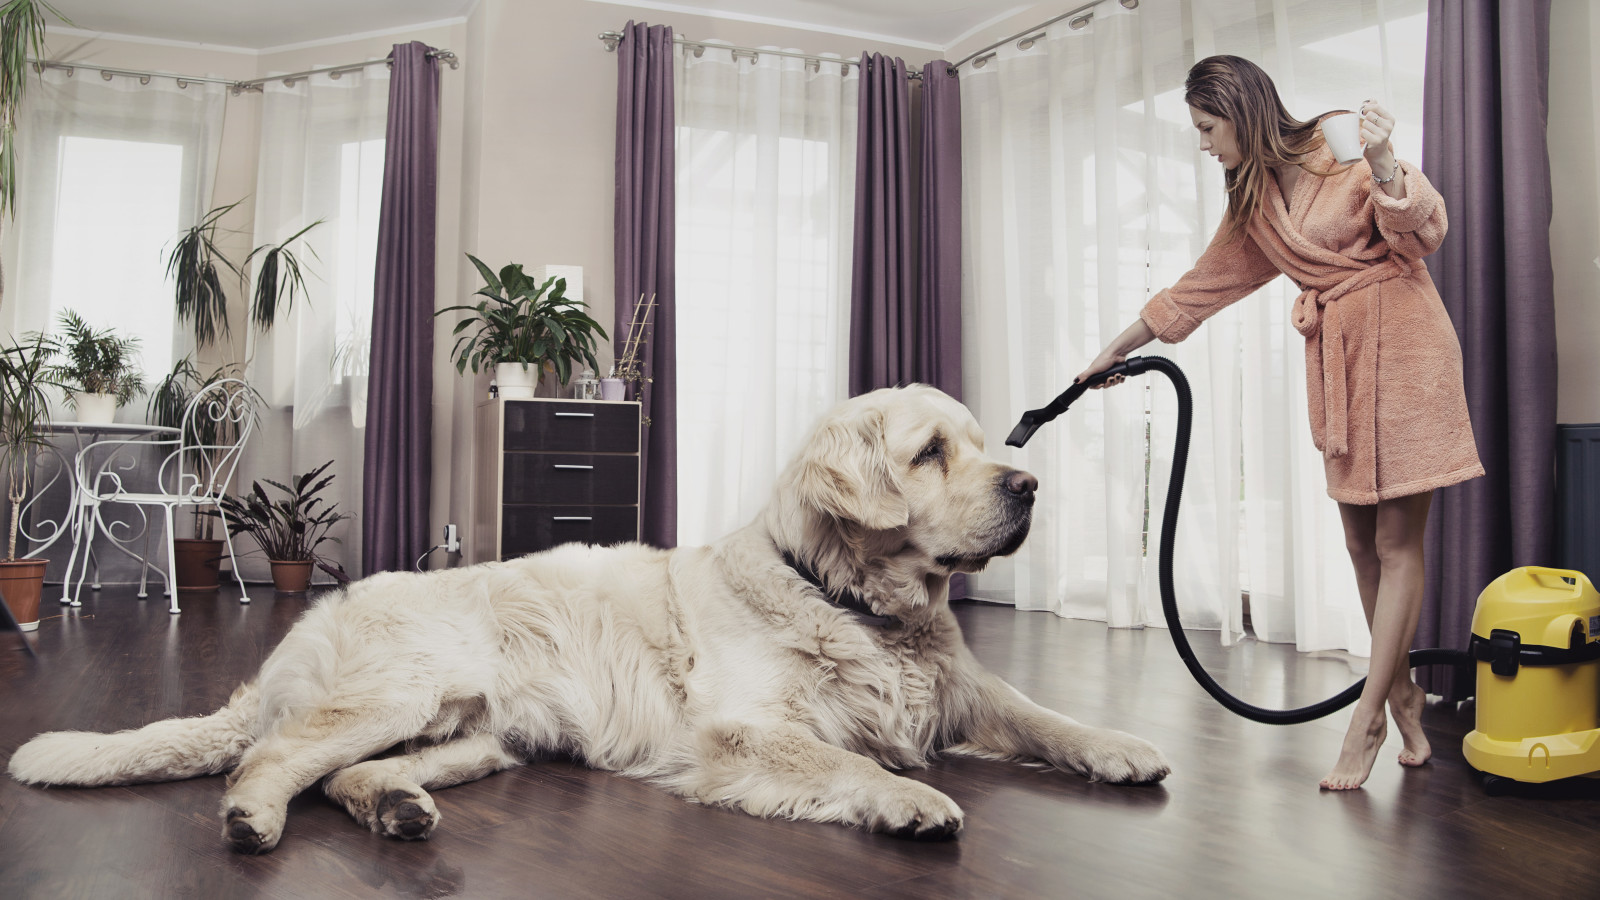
xmin=674 ymin=44 xmax=857 ymax=546
xmin=240 ymin=67 xmax=388 ymax=580
xmin=0 ymin=69 xmax=225 ymax=585
xmin=961 ymin=0 xmax=1427 ymax=655
xmin=1 ymin=68 xmax=226 ymax=388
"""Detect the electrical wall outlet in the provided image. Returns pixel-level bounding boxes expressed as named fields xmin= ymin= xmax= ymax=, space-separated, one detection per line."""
xmin=443 ymin=523 xmax=460 ymax=554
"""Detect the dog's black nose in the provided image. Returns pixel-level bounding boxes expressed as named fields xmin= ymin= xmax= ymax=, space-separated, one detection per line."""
xmin=1003 ymin=470 xmax=1038 ymax=498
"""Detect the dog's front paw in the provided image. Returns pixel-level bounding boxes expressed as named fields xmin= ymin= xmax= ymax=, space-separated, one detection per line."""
xmin=1074 ymin=730 xmax=1170 ymax=784
xmin=222 ymin=805 xmax=283 ymax=854
xmin=867 ymin=779 xmax=964 ymax=840
xmin=376 ymin=788 xmax=440 ymax=840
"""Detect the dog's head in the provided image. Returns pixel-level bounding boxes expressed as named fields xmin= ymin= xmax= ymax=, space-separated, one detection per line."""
xmin=766 ymin=385 xmax=1036 ymax=610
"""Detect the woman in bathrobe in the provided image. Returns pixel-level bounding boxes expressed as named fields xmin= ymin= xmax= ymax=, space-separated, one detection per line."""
xmin=1078 ymin=55 xmax=1483 ymax=790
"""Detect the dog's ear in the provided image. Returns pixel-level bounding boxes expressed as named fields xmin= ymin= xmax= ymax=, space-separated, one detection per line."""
xmin=793 ymin=407 xmax=909 ymax=530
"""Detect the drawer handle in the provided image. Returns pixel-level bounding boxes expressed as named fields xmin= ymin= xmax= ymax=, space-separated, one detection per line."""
xmin=552 ymin=516 xmax=594 ymax=522
xmin=554 ymin=412 xmax=596 ymax=418
xmin=553 ymin=464 xmax=595 ymax=470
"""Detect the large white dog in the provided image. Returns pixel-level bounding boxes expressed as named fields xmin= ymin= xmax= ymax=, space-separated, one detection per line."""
xmin=9 ymin=385 xmax=1168 ymax=853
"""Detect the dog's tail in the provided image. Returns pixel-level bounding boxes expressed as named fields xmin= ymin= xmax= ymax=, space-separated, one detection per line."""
xmin=8 ymin=681 xmax=260 ymax=787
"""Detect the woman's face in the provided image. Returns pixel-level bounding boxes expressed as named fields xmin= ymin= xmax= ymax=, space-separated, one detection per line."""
xmin=1190 ymin=106 xmax=1241 ymax=170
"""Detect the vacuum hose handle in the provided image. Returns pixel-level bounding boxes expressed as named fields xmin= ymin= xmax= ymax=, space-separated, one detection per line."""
xmin=1006 ymin=357 xmax=1151 ymax=448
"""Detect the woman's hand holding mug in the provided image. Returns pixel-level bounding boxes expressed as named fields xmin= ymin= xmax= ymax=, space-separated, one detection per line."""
xmin=1357 ymin=99 xmax=1395 ymax=164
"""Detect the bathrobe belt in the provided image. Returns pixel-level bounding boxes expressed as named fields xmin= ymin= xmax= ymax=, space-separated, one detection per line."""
xmin=1289 ymin=257 xmax=1414 ymax=459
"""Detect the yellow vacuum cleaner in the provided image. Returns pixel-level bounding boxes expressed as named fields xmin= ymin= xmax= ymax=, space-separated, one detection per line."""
xmin=1464 ymin=566 xmax=1600 ymax=793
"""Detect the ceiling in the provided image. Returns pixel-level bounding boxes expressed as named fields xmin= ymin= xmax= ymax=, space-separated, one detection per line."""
xmin=45 ymin=0 xmax=477 ymax=51
xmin=585 ymin=1 xmax=1027 ymax=49
xmin=44 ymin=0 xmax=1019 ymax=53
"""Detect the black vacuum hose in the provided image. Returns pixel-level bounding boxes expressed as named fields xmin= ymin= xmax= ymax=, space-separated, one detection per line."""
xmin=1007 ymin=355 xmax=1471 ymax=725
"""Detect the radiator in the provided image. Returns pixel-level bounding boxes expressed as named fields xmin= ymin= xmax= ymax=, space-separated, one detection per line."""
xmin=1557 ymin=423 xmax=1600 ymax=581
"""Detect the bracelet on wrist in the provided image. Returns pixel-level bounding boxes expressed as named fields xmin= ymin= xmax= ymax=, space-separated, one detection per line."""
xmin=1371 ymin=160 xmax=1400 ymax=185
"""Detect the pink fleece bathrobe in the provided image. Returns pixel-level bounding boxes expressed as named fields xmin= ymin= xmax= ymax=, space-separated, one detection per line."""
xmin=1139 ymin=143 xmax=1484 ymax=505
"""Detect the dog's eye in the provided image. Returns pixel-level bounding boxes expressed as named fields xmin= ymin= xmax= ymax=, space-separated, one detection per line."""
xmin=913 ymin=436 xmax=944 ymax=467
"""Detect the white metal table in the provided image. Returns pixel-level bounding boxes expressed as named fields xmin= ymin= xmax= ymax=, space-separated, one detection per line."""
xmin=20 ymin=421 xmax=180 ymax=603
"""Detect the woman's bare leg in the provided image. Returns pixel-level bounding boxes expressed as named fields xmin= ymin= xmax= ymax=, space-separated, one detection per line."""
xmin=1323 ymin=491 xmax=1433 ymax=789
xmin=1337 ymin=498 xmax=1433 ymax=770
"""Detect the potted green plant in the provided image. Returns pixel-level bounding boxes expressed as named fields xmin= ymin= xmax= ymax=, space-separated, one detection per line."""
xmin=437 ymin=254 xmax=608 ymax=399
xmin=158 ymin=204 xmax=317 ymax=588
xmin=210 ymin=460 xmax=351 ymax=593
xmin=165 ymin=201 xmax=323 ymax=349
xmin=42 ymin=309 xmax=144 ymax=424
xmin=0 ymin=335 xmax=55 ymax=630
xmin=0 ymin=1 xmax=69 ymax=310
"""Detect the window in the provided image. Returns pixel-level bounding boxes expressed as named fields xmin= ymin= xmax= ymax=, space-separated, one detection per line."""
xmin=47 ymin=136 xmax=183 ymax=372
xmin=331 ymin=138 xmax=384 ymax=381
xmin=673 ymin=50 xmax=857 ymax=545
xmin=3 ymin=71 xmax=226 ymax=394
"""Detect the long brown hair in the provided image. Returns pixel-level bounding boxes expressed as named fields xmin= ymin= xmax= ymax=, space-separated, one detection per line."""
xmin=1185 ymin=55 xmax=1342 ymax=241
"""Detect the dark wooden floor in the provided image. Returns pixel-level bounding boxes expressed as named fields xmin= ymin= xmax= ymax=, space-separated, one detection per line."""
xmin=3 ymin=585 xmax=1598 ymax=900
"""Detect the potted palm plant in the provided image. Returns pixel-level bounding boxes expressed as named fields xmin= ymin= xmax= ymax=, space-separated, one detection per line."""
xmin=43 ymin=309 xmax=144 ymax=424
xmin=210 ymin=460 xmax=351 ymax=593
xmin=437 ymin=254 xmax=608 ymax=399
xmin=166 ymin=201 xmax=323 ymax=349
xmin=157 ymin=204 xmax=317 ymax=589
xmin=0 ymin=335 xmax=55 ymax=630
xmin=0 ymin=1 xmax=69 ymax=310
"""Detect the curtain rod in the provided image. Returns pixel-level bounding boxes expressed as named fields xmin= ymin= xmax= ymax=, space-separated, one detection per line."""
xmin=950 ymin=0 xmax=1137 ymax=72
xmin=28 ymin=49 xmax=459 ymax=96
xmin=597 ymin=31 xmax=925 ymax=80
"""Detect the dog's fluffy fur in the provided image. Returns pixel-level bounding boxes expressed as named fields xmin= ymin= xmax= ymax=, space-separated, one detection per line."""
xmin=8 ymin=385 xmax=1168 ymax=853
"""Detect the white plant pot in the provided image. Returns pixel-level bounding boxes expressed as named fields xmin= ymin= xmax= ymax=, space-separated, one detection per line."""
xmin=75 ymin=392 xmax=117 ymax=424
xmin=495 ymin=362 xmax=538 ymax=400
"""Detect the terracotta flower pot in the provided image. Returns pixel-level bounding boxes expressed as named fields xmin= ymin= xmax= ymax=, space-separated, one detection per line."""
xmin=0 ymin=558 xmax=49 ymax=631
xmin=174 ymin=538 xmax=224 ymax=592
xmin=269 ymin=559 xmax=313 ymax=594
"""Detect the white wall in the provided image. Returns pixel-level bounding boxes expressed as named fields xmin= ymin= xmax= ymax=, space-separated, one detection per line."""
xmin=1550 ymin=0 xmax=1600 ymax=424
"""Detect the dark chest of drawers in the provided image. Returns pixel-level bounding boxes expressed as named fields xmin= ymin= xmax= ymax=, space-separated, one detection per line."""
xmin=473 ymin=398 xmax=642 ymax=562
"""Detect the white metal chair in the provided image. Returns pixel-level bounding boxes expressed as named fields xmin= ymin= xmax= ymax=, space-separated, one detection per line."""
xmin=62 ymin=378 xmax=258 ymax=613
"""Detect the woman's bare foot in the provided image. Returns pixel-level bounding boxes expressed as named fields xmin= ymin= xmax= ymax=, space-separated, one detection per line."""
xmin=1388 ymin=680 xmax=1432 ymax=767
xmin=1321 ymin=708 xmax=1387 ymax=790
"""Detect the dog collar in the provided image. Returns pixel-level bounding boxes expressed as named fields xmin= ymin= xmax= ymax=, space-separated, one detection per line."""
xmin=780 ymin=549 xmax=900 ymax=627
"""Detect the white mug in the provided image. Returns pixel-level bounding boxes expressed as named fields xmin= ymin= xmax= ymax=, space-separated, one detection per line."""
xmin=1321 ymin=112 xmax=1364 ymax=164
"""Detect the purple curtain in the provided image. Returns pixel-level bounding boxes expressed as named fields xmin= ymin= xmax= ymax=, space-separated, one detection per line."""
xmin=849 ymin=53 xmax=915 ymax=396
xmin=614 ymin=21 xmax=677 ymax=549
xmin=362 ymin=42 xmax=440 ymax=575
xmin=920 ymin=60 xmax=967 ymax=601
xmin=917 ymin=60 xmax=963 ymax=401
xmin=1416 ymin=0 xmax=1556 ymax=698
xmin=851 ymin=57 xmax=964 ymax=398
